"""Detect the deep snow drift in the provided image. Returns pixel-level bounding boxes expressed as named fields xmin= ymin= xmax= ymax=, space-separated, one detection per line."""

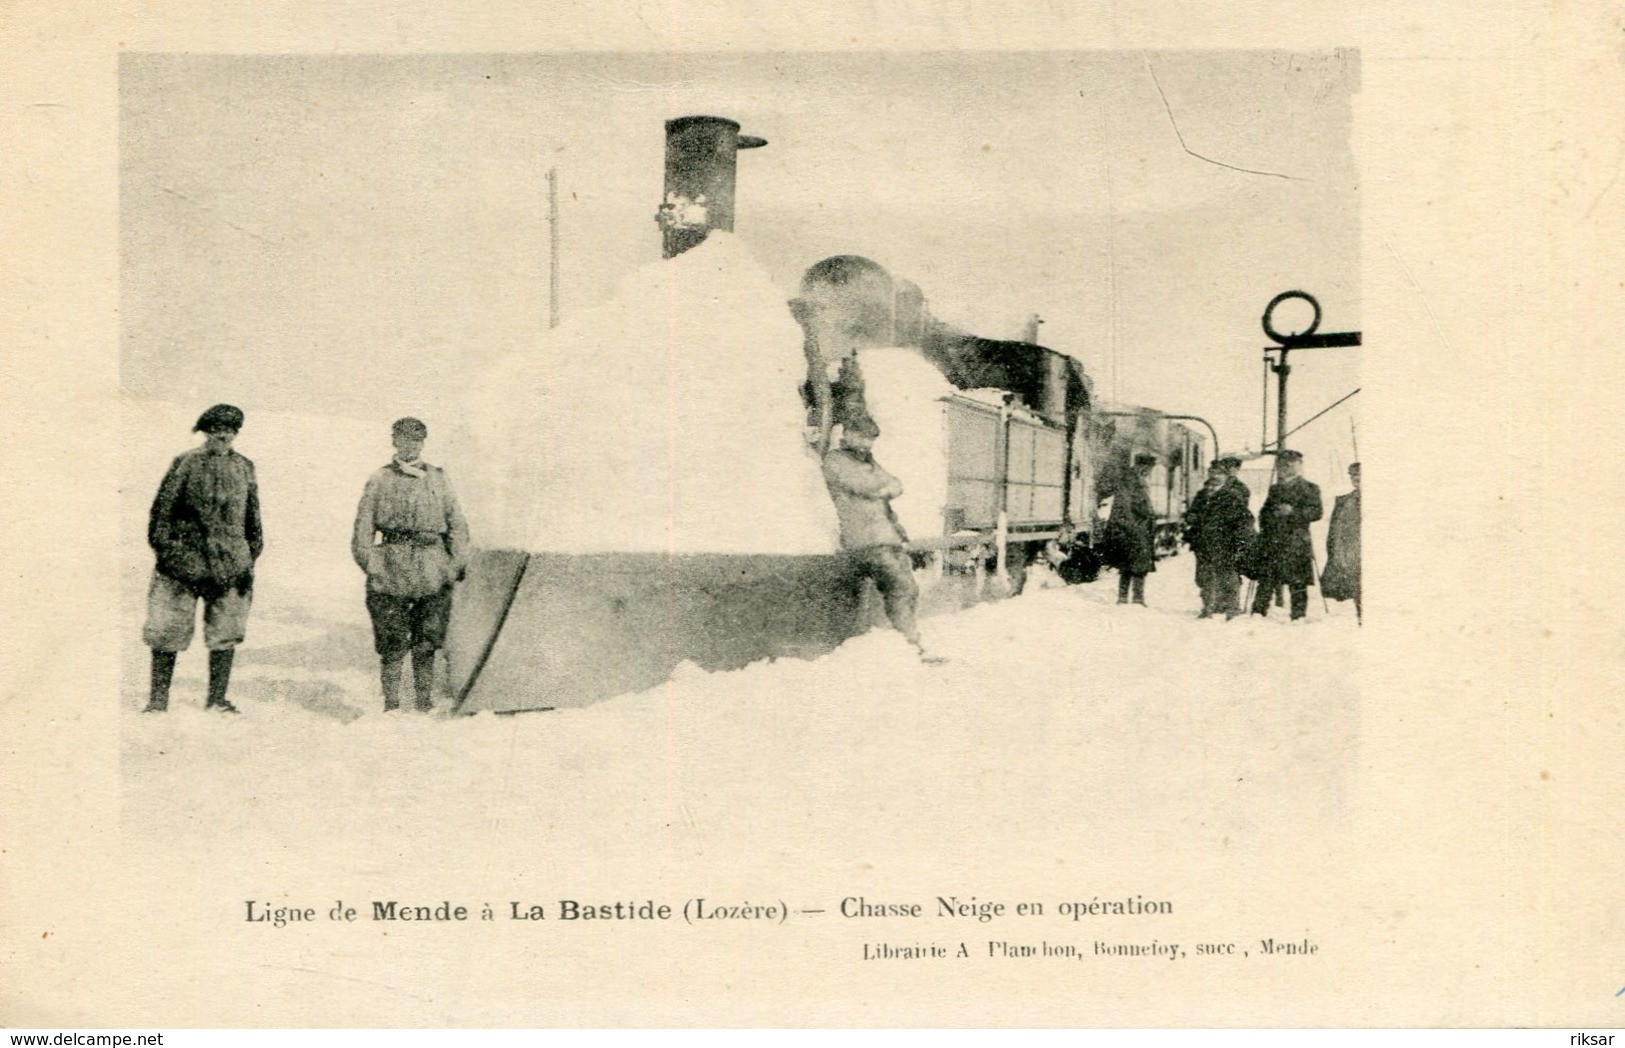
xmin=854 ymin=347 xmax=958 ymax=543
xmin=456 ymin=232 xmax=838 ymax=555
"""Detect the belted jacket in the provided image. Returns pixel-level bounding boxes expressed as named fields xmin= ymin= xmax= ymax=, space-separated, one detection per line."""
xmin=352 ymin=459 xmax=470 ymax=598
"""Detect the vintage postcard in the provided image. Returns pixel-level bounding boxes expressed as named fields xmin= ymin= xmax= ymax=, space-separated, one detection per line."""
xmin=1 ymin=0 xmax=1619 ymax=1030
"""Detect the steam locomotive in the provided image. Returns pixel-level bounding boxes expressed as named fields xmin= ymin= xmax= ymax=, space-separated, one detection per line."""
xmin=666 ymin=114 xmax=1208 ymax=597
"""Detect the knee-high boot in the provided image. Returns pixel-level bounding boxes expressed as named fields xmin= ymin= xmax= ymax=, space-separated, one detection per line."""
xmin=145 ymin=651 xmax=176 ymax=712
xmin=380 ymin=656 xmax=406 ymax=712
xmin=206 ymin=649 xmax=239 ymax=712
xmin=411 ymin=648 xmax=436 ymax=712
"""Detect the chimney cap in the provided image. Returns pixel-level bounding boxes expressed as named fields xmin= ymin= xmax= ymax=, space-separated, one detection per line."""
xmin=666 ymin=114 xmax=740 ymax=133
xmin=665 ymin=115 xmax=767 ymax=148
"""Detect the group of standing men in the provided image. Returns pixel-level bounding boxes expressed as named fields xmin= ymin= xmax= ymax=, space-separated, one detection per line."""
xmin=141 ymin=406 xmax=468 ymax=714
xmin=1109 ymin=447 xmax=1362 ymax=622
xmin=1240 ymin=452 xmax=1361 ymax=622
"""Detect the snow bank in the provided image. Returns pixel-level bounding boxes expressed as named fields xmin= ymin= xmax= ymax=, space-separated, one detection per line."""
xmin=457 ymin=233 xmax=838 ymax=555
xmin=855 ymin=347 xmax=956 ymax=543
xmin=122 ymin=562 xmax=1361 ymax=872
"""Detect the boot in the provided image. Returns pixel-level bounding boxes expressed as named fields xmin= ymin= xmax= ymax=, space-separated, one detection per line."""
xmin=411 ymin=648 xmax=437 ymax=712
xmin=380 ymin=657 xmax=406 ymax=712
xmin=1117 ymin=573 xmax=1131 ymax=604
xmin=1130 ymin=575 xmax=1146 ymax=606
xmin=206 ymin=649 xmax=239 ymax=713
xmin=145 ymin=651 xmax=176 ymax=712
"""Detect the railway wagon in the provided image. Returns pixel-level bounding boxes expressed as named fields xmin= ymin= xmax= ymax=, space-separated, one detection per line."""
xmin=891 ymin=319 xmax=1207 ymax=591
xmin=936 ymin=387 xmax=1080 ymax=594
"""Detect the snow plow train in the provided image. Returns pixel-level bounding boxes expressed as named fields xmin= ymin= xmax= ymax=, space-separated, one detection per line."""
xmin=443 ymin=116 xmax=1206 ymax=713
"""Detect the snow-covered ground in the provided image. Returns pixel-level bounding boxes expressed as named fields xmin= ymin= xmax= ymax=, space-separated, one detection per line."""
xmin=121 ymin=516 xmax=1359 ymax=872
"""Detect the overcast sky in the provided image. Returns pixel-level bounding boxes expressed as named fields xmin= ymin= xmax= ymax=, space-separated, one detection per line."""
xmin=121 ymin=50 xmax=1360 ymax=468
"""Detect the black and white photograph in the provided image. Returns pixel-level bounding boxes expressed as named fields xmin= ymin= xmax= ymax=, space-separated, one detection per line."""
xmin=117 ymin=48 xmax=1360 ymax=762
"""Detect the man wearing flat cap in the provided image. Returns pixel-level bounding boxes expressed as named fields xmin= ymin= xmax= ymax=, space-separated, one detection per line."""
xmin=352 ymin=417 xmax=470 ymax=712
xmin=1104 ymin=452 xmax=1159 ymax=606
xmin=1216 ymin=454 xmax=1251 ymax=508
xmin=1183 ymin=458 xmax=1254 ymax=619
xmin=1215 ymin=454 xmax=1256 ymax=617
xmin=142 ymin=403 xmax=264 ymax=713
xmin=1249 ymin=448 xmax=1324 ymax=620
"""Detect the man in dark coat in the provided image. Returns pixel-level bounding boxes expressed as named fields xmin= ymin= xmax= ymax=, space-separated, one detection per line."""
xmin=1249 ymin=448 xmax=1324 ymax=620
xmin=821 ymin=415 xmax=943 ymax=664
xmin=143 ymin=403 xmax=264 ymax=713
xmin=353 ymin=417 xmax=470 ymax=712
xmin=1218 ymin=453 xmax=1252 ymax=515
xmin=1106 ymin=453 xmax=1158 ymax=606
xmin=1184 ymin=459 xmax=1254 ymax=618
xmin=1320 ymin=462 xmax=1361 ymax=622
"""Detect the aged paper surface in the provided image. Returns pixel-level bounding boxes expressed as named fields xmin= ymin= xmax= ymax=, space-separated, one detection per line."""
xmin=2 ymin=0 xmax=1621 ymax=1028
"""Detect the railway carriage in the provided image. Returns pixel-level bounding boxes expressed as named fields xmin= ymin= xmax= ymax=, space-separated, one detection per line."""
xmin=879 ymin=301 xmax=1207 ymax=594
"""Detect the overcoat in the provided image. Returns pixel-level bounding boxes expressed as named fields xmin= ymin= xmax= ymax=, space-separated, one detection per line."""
xmin=1104 ymin=472 xmax=1157 ymax=576
xmin=1320 ymin=489 xmax=1361 ymax=601
xmin=148 ymin=446 xmax=264 ymax=599
xmin=821 ymin=446 xmax=907 ymax=550
xmin=1254 ymin=475 xmax=1323 ymax=587
xmin=352 ymin=460 xmax=470 ymax=599
xmin=1184 ymin=478 xmax=1253 ymax=569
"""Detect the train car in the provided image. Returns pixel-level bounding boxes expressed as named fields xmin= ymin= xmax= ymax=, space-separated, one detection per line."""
xmin=936 ymin=385 xmax=1079 ymax=593
xmin=898 ymin=321 xmax=1095 ymax=591
xmin=879 ymin=302 xmax=1206 ymax=593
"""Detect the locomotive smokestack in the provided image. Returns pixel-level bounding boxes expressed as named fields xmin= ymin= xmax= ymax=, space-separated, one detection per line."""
xmin=657 ymin=115 xmax=767 ymax=259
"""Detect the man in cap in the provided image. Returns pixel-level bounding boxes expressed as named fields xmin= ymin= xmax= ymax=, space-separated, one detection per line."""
xmin=352 ymin=417 xmax=470 ymax=712
xmin=142 ymin=403 xmax=264 ymax=713
xmin=821 ymin=414 xmax=943 ymax=664
xmin=1249 ymin=448 xmax=1324 ymax=620
xmin=1105 ymin=453 xmax=1159 ymax=606
xmin=1320 ymin=462 xmax=1362 ymax=622
xmin=1217 ymin=453 xmax=1251 ymax=507
xmin=1183 ymin=459 xmax=1254 ymax=619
